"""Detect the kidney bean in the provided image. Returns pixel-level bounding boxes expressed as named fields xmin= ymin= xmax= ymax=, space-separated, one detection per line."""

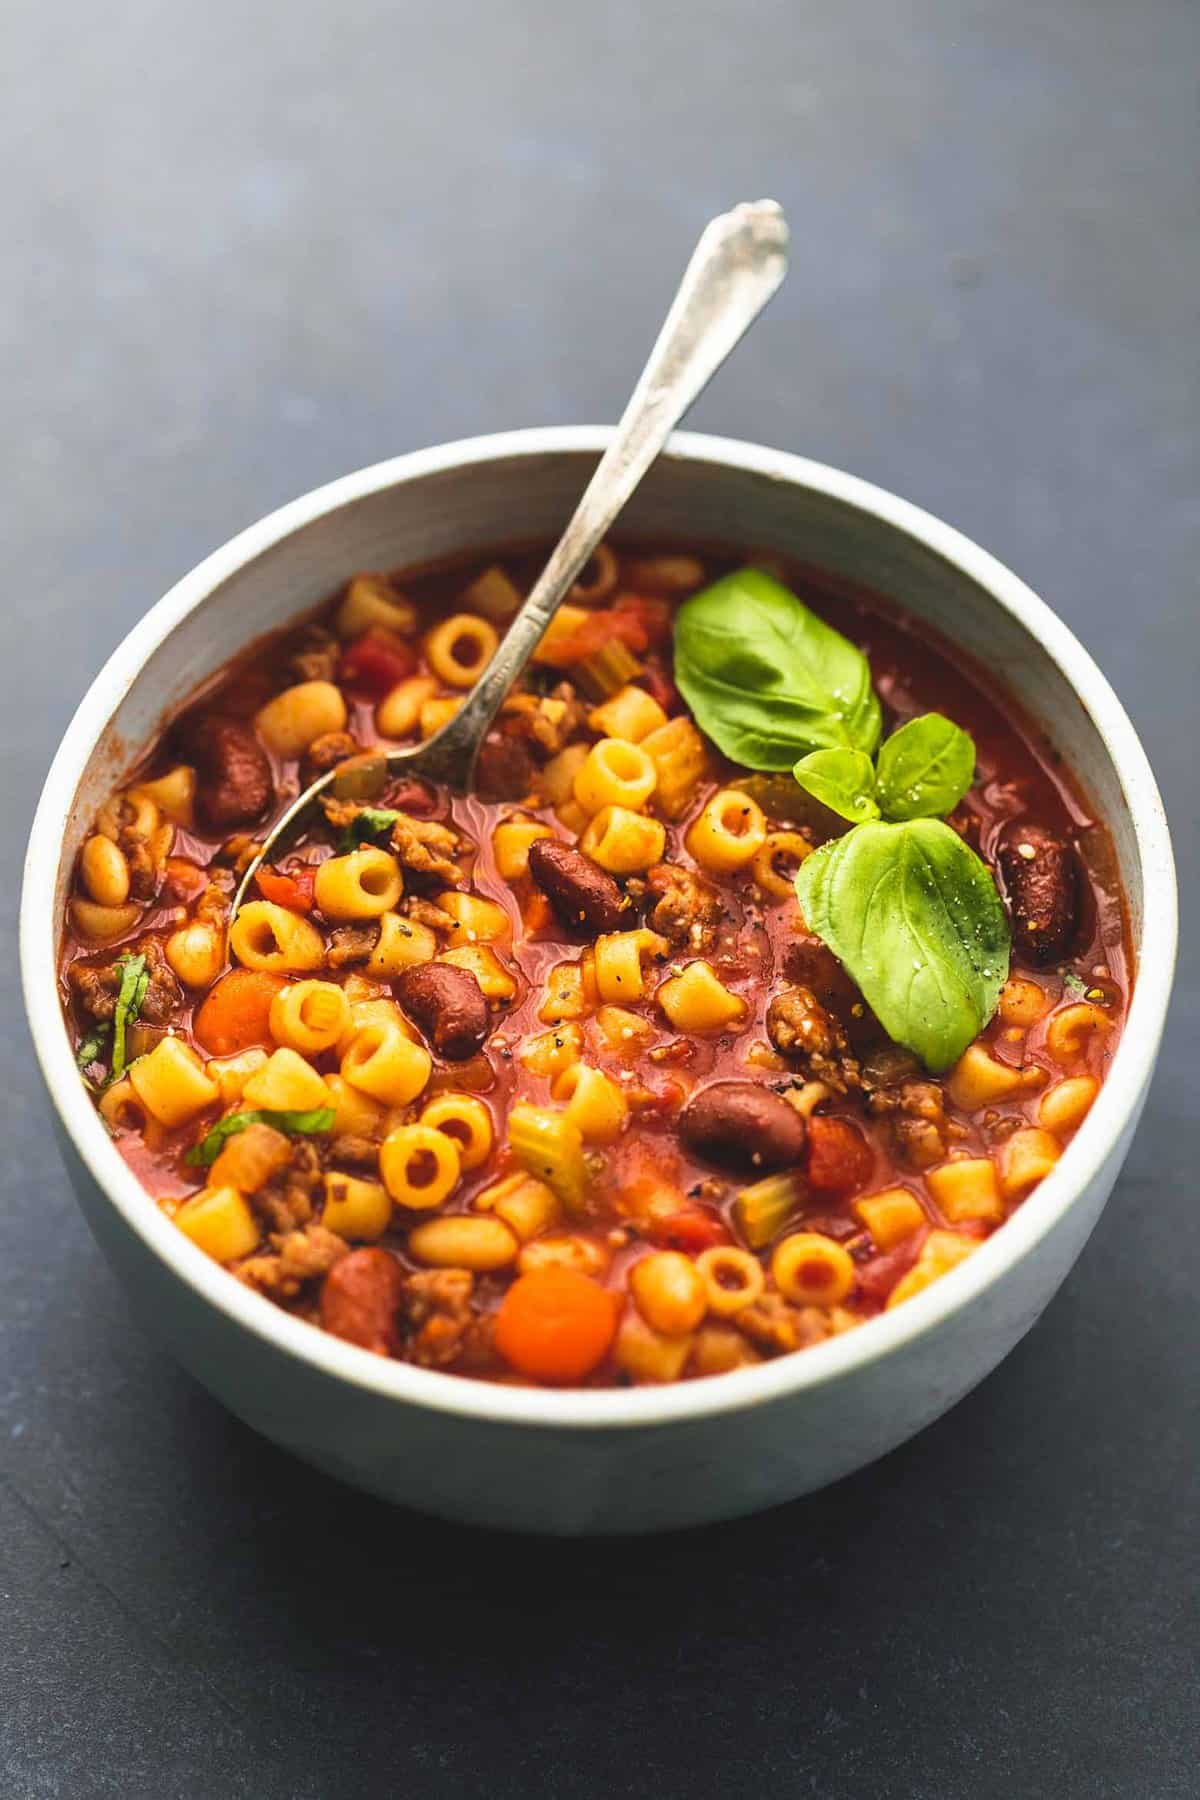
xmin=806 ymin=1115 xmax=874 ymax=1198
xmin=396 ymin=962 xmax=490 ymax=1060
xmin=679 ymin=1081 xmax=807 ymax=1174
xmin=998 ymin=825 xmax=1078 ymax=963
xmin=180 ymin=714 xmax=274 ymax=829
xmin=319 ymin=1248 xmax=405 ymax=1356
xmin=527 ymin=837 xmax=629 ymax=934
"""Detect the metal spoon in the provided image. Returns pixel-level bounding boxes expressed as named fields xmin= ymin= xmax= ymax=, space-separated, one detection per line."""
xmin=235 ymin=198 xmax=789 ymax=908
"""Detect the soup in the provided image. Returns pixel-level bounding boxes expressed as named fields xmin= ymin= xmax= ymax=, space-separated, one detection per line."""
xmin=59 ymin=543 xmax=1128 ymax=1386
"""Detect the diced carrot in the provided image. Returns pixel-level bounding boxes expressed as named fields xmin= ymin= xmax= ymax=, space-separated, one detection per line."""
xmin=193 ymin=969 xmax=287 ymax=1057
xmin=255 ymin=863 xmax=316 ymax=913
xmin=494 ymin=1267 xmax=618 ymax=1383
xmin=614 ymin=594 xmax=672 ymax=648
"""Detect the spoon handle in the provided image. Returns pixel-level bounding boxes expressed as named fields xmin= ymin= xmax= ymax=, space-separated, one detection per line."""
xmin=411 ymin=199 xmax=789 ymax=789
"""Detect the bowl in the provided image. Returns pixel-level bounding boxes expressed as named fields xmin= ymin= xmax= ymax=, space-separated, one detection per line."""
xmin=21 ymin=429 xmax=1177 ymax=1534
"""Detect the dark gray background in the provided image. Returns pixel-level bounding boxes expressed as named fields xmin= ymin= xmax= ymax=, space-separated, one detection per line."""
xmin=3 ymin=3 xmax=1196 ymax=1796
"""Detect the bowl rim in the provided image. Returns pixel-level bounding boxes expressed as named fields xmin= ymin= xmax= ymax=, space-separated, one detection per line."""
xmin=21 ymin=426 xmax=1177 ymax=1431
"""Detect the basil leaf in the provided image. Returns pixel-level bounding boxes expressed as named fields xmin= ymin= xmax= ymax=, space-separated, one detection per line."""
xmin=674 ymin=570 xmax=882 ymax=769
xmin=186 ymin=1106 xmax=336 ymax=1168
xmin=796 ymin=818 xmax=1010 ymax=1072
xmin=111 ymin=954 xmax=149 ymax=1082
xmin=792 ymin=748 xmax=880 ymax=824
xmin=875 ymin=713 xmax=975 ymax=821
xmin=339 ymin=807 xmax=400 ymax=852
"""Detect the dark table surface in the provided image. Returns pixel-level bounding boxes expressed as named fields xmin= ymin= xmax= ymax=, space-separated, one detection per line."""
xmin=3 ymin=4 xmax=1196 ymax=1795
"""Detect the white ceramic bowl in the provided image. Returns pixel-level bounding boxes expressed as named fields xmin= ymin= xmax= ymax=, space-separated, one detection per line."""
xmin=22 ymin=429 xmax=1176 ymax=1534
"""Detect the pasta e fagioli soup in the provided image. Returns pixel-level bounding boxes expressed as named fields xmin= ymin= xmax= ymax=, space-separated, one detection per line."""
xmin=60 ymin=542 xmax=1128 ymax=1387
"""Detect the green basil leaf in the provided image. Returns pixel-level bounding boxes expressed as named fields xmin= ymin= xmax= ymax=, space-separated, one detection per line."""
xmin=339 ymin=807 xmax=401 ymax=852
xmin=792 ymin=748 xmax=880 ymax=824
xmin=186 ymin=1106 xmax=336 ymax=1168
xmin=674 ymin=570 xmax=882 ymax=770
xmin=795 ymin=818 xmax=1010 ymax=1072
xmin=110 ymin=953 xmax=149 ymax=1082
xmin=875 ymin=713 xmax=975 ymax=821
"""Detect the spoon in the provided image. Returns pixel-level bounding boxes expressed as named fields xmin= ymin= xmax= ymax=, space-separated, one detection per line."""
xmin=235 ymin=198 xmax=789 ymax=909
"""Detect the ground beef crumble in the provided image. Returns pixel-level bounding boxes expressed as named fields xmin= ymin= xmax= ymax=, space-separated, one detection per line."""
xmin=251 ymin=1140 xmax=326 ymax=1235
xmin=865 ymin=1080 xmax=952 ymax=1170
xmin=766 ymin=985 xmax=862 ymax=1095
xmin=328 ymin=1133 xmax=383 ymax=1170
xmin=643 ymin=862 xmax=722 ymax=953
xmin=500 ymin=681 xmax=588 ymax=758
xmin=237 ymin=1223 xmax=348 ymax=1299
xmin=401 ymin=1269 xmax=478 ymax=1368
xmin=68 ymin=936 xmax=182 ymax=1026
xmin=735 ymin=1295 xmax=831 ymax=1357
xmin=325 ymin=922 xmax=381 ymax=968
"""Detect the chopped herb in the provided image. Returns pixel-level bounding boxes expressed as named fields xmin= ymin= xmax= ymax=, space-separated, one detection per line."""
xmin=1062 ymin=971 xmax=1088 ymax=998
xmin=338 ymin=807 xmax=401 ymax=852
xmin=185 ymin=1106 xmax=336 ymax=1168
xmin=76 ymin=1025 xmax=110 ymax=1072
xmin=111 ymin=954 xmax=150 ymax=1082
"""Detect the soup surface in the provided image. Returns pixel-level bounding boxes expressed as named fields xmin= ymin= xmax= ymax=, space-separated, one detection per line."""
xmin=60 ymin=543 xmax=1128 ymax=1386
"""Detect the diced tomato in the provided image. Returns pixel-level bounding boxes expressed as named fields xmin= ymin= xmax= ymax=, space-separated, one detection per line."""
xmin=552 ymin=614 xmax=636 ymax=665
xmin=337 ymin=628 xmax=417 ymax=697
xmin=648 ymin=1206 xmax=732 ymax=1253
xmin=551 ymin=596 xmax=672 ymax=666
xmin=806 ymin=1115 xmax=874 ymax=1198
xmin=255 ymin=863 xmax=316 ymax=913
xmin=856 ymin=1238 xmax=925 ymax=1306
xmin=614 ymin=594 xmax=672 ymax=649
